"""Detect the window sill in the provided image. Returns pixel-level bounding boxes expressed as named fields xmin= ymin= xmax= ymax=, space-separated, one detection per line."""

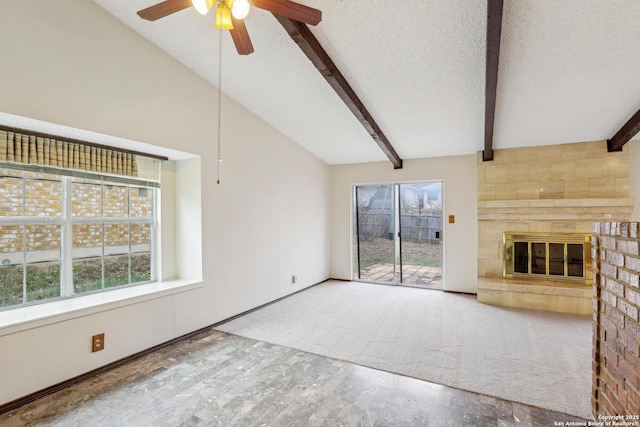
xmin=0 ymin=279 xmax=202 ymax=337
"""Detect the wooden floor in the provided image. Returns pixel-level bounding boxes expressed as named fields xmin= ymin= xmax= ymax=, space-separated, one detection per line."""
xmin=1 ymin=328 xmax=585 ymax=426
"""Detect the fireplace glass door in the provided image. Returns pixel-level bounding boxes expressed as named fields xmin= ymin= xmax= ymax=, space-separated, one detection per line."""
xmin=513 ymin=242 xmax=528 ymax=273
xmin=548 ymin=243 xmax=565 ymax=276
xmin=567 ymin=244 xmax=584 ymax=277
xmin=531 ymin=242 xmax=546 ymax=275
xmin=510 ymin=240 xmax=585 ymax=279
xmin=353 ymin=182 xmax=443 ymax=289
xmin=504 ymin=232 xmax=592 ymax=284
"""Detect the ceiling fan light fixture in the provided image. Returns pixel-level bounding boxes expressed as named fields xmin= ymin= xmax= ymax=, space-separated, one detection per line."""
xmin=231 ymin=0 xmax=251 ymax=20
xmin=214 ymin=1 xmax=234 ymax=29
xmin=192 ymin=0 xmax=214 ymax=15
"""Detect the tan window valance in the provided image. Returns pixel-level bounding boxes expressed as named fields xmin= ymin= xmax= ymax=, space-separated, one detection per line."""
xmin=0 ymin=129 xmax=138 ymax=177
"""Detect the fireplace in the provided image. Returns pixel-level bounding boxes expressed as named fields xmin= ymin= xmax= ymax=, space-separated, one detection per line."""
xmin=503 ymin=232 xmax=592 ymax=285
xmin=476 ymin=142 xmax=633 ymax=314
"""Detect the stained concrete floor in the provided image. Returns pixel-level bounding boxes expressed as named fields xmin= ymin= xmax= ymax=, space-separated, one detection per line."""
xmin=0 ymin=328 xmax=586 ymax=426
xmin=359 ymin=263 xmax=442 ymax=289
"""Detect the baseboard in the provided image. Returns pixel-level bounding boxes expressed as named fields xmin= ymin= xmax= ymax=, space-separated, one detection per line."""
xmin=443 ymin=290 xmax=478 ymax=296
xmin=213 ymin=279 xmax=328 ymax=326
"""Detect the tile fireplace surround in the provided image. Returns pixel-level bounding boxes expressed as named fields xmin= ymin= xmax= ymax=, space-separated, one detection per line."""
xmin=476 ymin=142 xmax=634 ymax=315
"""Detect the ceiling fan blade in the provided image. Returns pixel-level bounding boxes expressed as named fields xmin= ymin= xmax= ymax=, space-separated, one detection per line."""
xmin=137 ymin=0 xmax=192 ymax=21
xmin=229 ymin=18 xmax=255 ymax=55
xmin=253 ymin=0 xmax=322 ymax=26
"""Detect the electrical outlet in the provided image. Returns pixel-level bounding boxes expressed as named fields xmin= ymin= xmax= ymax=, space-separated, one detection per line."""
xmin=92 ymin=333 xmax=105 ymax=352
xmin=291 ymin=274 xmax=297 ymax=284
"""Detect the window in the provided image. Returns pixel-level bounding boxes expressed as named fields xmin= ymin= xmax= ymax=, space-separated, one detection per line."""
xmin=0 ymin=126 xmax=164 ymax=310
xmin=0 ymin=169 xmax=156 ymax=309
xmin=71 ymin=177 xmax=155 ymax=293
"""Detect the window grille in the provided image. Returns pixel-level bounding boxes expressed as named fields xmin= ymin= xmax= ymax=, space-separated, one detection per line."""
xmin=0 ymin=126 xmax=165 ymax=310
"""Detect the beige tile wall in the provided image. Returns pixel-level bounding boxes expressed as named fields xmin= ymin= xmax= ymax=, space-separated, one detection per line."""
xmin=478 ymin=141 xmax=632 ymax=278
xmin=478 ymin=141 xmax=629 ymax=201
xmin=477 ymin=277 xmax=592 ymax=315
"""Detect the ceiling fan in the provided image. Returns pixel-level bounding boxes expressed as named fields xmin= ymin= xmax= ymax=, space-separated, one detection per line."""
xmin=137 ymin=0 xmax=322 ymax=55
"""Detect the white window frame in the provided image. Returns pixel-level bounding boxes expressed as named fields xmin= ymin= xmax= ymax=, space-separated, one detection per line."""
xmin=0 ymin=168 xmax=158 ymax=310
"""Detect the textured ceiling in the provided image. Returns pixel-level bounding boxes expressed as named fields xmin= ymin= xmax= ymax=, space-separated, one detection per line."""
xmin=496 ymin=0 xmax=640 ymax=149
xmin=91 ymin=0 xmax=640 ymax=165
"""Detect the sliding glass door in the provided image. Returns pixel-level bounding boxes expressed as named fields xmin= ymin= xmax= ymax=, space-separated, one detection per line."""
xmin=353 ymin=182 xmax=443 ymax=289
xmin=354 ymin=185 xmax=397 ymax=283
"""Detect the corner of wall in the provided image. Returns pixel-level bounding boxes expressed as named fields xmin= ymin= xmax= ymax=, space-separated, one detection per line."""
xmin=628 ymin=141 xmax=640 ymax=221
xmin=159 ymin=160 xmax=177 ymax=281
xmin=591 ymin=221 xmax=640 ymax=416
xmin=175 ymin=157 xmax=202 ymax=281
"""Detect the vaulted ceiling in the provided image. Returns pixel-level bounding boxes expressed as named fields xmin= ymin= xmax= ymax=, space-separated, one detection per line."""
xmin=94 ymin=0 xmax=640 ymax=166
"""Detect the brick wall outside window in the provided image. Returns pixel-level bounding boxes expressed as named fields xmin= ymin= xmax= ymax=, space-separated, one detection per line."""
xmin=0 ymin=178 xmax=151 ymax=255
xmin=592 ymin=221 xmax=640 ymax=416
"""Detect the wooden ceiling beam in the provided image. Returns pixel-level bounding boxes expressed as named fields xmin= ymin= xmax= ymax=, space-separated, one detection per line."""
xmin=274 ymin=15 xmax=403 ymax=169
xmin=607 ymin=107 xmax=640 ymax=152
xmin=483 ymin=0 xmax=504 ymax=162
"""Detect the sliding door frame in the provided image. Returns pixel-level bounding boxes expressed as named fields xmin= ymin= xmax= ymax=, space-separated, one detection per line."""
xmin=351 ymin=180 xmax=444 ymax=289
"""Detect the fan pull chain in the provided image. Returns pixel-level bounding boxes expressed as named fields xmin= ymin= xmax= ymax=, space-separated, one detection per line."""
xmin=217 ymin=28 xmax=223 ymax=184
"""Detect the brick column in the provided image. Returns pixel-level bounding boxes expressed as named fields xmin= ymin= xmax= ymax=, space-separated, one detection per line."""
xmin=592 ymin=221 xmax=640 ymax=416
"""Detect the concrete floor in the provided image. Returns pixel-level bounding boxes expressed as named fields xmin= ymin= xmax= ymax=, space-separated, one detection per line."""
xmin=359 ymin=263 xmax=442 ymax=289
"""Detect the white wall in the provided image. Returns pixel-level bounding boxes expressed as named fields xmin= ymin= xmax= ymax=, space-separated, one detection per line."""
xmin=628 ymin=141 xmax=640 ymax=221
xmin=158 ymin=160 xmax=178 ymax=281
xmin=0 ymin=0 xmax=330 ymax=405
xmin=330 ymin=155 xmax=478 ymax=293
